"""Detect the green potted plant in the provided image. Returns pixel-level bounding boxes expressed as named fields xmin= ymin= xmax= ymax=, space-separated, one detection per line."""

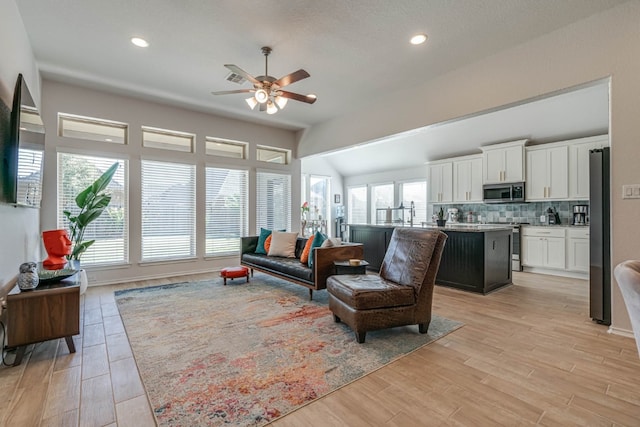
xmin=64 ymin=162 xmax=119 ymax=262
xmin=436 ymin=207 xmax=446 ymax=227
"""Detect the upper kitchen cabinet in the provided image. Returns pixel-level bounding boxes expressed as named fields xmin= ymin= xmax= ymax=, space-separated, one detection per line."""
xmin=481 ymin=139 xmax=527 ymax=184
xmin=526 ymin=144 xmax=569 ymax=201
xmin=568 ymin=135 xmax=609 ymax=199
xmin=453 ymin=155 xmax=483 ymax=203
xmin=427 ymin=160 xmax=453 ymax=203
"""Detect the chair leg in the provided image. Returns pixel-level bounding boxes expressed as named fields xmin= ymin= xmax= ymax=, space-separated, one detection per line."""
xmin=419 ymin=323 xmax=430 ymax=334
xmin=309 ymin=289 xmax=313 ymax=300
xmin=355 ymin=331 xmax=366 ymax=343
xmin=333 ymin=314 xmax=341 ymax=323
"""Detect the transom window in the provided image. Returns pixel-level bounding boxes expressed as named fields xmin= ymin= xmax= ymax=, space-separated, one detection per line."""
xmin=256 ymin=145 xmax=289 ymax=165
xmin=206 ymin=137 xmax=247 ymax=159
xmin=142 ymin=126 xmax=194 ymax=152
xmin=58 ymin=113 xmax=127 ymax=144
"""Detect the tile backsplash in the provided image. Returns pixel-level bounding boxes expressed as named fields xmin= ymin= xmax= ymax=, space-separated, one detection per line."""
xmin=433 ymin=201 xmax=589 ymax=225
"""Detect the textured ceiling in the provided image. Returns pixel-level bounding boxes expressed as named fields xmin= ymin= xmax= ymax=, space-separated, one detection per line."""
xmin=14 ymin=0 xmax=625 ymax=131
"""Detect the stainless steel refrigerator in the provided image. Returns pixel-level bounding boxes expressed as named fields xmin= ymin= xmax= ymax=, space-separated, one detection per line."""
xmin=589 ymin=147 xmax=611 ymax=325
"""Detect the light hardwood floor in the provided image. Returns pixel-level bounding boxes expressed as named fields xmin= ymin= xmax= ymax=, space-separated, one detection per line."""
xmin=1 ymin=271 xmax=639 ymax=426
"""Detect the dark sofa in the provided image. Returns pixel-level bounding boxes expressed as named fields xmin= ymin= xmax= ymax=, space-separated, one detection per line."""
xmin=241 ymin=236 xmax=364 ymax=299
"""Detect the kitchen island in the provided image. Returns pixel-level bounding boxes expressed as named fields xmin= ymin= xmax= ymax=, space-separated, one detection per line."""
xmin=348 ymin=223 xmax=513 ymax=294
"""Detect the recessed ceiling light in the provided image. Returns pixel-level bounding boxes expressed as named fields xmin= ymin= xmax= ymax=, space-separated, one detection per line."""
xmin=410 ymin=33 xmax=428 ymax=45
xmin=131 ymin=37 xmax=149 ymax=48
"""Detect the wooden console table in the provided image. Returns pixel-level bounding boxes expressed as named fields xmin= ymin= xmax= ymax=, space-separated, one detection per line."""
xmin=6 ymin=279 xmax=80 ymax=366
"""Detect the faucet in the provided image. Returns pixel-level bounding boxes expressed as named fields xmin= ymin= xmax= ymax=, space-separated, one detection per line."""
xmin=409 ymin=201 xmax=415 ymax=227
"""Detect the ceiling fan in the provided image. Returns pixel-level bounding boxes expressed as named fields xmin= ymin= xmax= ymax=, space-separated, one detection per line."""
xmin=212 ymin=46 xmax=317 ymax=114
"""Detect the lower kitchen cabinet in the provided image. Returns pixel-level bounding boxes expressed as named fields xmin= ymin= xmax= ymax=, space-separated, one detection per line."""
xmin=567 ymin=228 xmax=590 ymax=273
xmin=522 ymin=227 xmax=566 ymax=270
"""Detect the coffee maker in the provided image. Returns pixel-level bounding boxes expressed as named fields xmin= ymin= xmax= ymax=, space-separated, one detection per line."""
xmin=572 ymin=205 xmax=588 ymax=225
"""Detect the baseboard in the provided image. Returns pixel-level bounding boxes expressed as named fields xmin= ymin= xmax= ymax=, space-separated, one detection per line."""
xmin=521 ymin=266 xmax=588 ymax=280
xmin=87 ymin=267 xmax=223 ymax=288
xmin=607 ymin=326 xmax=635 ymax=338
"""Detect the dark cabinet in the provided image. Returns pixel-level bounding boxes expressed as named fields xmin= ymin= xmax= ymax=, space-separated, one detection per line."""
xmin=349 ymin=225 xmax=394 ymax=271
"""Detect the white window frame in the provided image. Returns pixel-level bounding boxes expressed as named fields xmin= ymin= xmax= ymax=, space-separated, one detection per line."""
xmin=142 ymin=126 xmax=195 ymax=153
xmin=256 ymin=169 xmax=292 ymax=232
xmin=399 ymin=180 xmax=428 ymax=225
xmin=256 ymin=145 xmax=290 ymax=165
xmin=58 ymin=113 xmax=128 ymax=144
xmin=205 ymin=137 xmax=247 ymax=159
xmin=347 ymin=185 xmax=368 ymax=224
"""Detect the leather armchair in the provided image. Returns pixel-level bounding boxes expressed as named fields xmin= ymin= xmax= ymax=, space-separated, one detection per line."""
xmin=327 ymin=228 xmax=447 ymax=343
xmin=614 ymin=260 xmax=640 ymax=357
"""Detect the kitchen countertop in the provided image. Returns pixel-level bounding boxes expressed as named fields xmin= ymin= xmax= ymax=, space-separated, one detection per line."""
xmin=349 ymin=223 xmax=514 ymax=232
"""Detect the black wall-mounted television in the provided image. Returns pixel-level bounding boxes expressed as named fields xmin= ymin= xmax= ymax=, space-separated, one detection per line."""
xmin=1 ymin=74 xmax=45 ymax=207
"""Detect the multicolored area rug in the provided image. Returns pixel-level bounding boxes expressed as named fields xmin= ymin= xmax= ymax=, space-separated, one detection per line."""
xmin=115 ymin=274 xmax=462 ymax=426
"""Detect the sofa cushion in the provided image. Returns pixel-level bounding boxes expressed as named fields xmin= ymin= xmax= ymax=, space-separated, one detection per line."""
xmin=242 ymin=253 xmax=313 ymax=283
xmin=326 ymin=274 xmax=415 ymax=310
xmin=268 ymin=231 xmax=298 ymax=257
xmin=308 ymin=231 xmax=327 ymax=267
xmin=255 ymin=228 xmax=273 ymax=254
xmin=300 ymin=236 xmax=315 ymax=264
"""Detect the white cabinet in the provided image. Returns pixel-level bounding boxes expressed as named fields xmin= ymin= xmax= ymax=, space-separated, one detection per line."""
xmin=453 ymin=156 xmax=483 ymax=203
xmin=567 ymin=228 xmax=590 ymax=272
xmin=525 ymin=145 xmax=569 ymax=200
xmin=521 ymin=227 xmax=566 ymax=270
xmin=481 ymin=140 xmax=527 ymax=184
xmin=427 ymin=161 xmax=453 ymax=203
xmin=568 ymin=135 xmax=609 ymax=199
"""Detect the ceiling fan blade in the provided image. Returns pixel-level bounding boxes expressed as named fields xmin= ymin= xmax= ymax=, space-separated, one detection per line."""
xmin=224 ymin=64 xmax=261 ymax=85
xmin=279 ymin=90 xmax=317 ymax=104
xmin=273 ymin=69 xmax=310 ymax=88
xmin=211 ymin=89 xmax=254 ymax=95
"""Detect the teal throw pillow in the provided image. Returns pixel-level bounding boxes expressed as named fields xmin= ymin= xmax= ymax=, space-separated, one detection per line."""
xmin=307 ymin=231 xmax=327 ymax=268
xmin=255 ymin=228 xmax=272 ymax=254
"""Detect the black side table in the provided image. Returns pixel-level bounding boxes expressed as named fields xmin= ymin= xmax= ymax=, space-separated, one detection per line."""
xmin=334 ymin=260 xmax=369 ymax=275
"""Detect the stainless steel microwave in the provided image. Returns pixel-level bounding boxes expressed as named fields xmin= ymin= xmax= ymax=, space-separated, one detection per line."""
xmin=482 ymin=182 xmax=525 ymax=203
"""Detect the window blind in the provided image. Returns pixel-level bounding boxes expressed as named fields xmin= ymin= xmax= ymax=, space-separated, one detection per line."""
xmin=141 ymin=159 xmax=196 ymax=261
xmin=205 ymin=167 xmax=248 ymax=256
xmin=347 ymin=186 xmax=367 ymax=224
xmin=17 ymin=148 xmax=44 ymax=207
xmin=256 ymin=171 xmax=291 ymax=231
xmin=400 ymin=181 xmax=428 ymax=223
xmin=58 ymin=153 xmax=128 ymax=266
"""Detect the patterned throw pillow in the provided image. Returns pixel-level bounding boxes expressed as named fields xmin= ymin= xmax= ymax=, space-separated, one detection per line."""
xmin=264 ymin=235 xmax=272 ymax=253
xmin=300 ymin=236 xmax=315 ymax=264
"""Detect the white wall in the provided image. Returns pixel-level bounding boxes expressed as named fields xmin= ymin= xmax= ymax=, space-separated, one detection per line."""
xmin=0 ymin=0 xmax=41 ymax=294
xmin=40 ymin=80 xmax=300 ymax=286
xmin=299 ymin=2 xmax=640 ymax=333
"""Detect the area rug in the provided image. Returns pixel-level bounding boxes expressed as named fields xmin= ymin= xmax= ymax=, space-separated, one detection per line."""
xmin=115 ymin=274 xmax=462 ymax=426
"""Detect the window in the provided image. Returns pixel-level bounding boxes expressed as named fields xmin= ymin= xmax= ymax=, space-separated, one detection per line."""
xmin=371 ymin=183 xmax=394 ymax=223
xmin=256 ymin=145 xmax=289 ymax=165
xmin=347 ymin=186 xmax=367 ymax=224
xmin=59 ymin=113 xmax=127 ymax=144
xmin=205 ymin=167 xmax=248 ymax=256
xmin=400 ymin=180 xmax=428 ymax=224
xmin=142 ymin=126 xmax=194 ymax=152
xmin=17 ymin=147 xmax=44 ymax=207
xmin=206 ymin=137 xmax=247 ymax=159
xmin=256 ymin=171 xmax=291 ymax=231
xmin=141 ymin=160 xmax=196 ymax=261
xmin=58 ymin=153 xmax=128 ymax=266
xmin=308 ymin=175 xmax=330 ymax=221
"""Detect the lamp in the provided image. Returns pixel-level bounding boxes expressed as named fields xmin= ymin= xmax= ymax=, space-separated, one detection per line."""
xmin=254 ymin=89 xmax=269 ymax=104
xmin=275 ymin=95 xmax=288 ymax=109
xmin=245 ymin=97 xmax=258 ymax=110
xmin=266 ymin=100 xmax=278 ymax=115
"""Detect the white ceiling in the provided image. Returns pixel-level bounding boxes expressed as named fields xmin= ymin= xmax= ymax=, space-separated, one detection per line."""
xmin=14 ymin=0 xmax=619 ymax=174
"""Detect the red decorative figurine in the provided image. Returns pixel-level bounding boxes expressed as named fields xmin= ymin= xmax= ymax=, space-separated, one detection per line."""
xmin=42 ymin=229 xmax=72 ymax=269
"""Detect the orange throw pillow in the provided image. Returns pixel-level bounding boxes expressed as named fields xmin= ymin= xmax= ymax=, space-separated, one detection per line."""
xmin=300 ymin=236 xmax=315 ymax=264
xmin=264 ymin=235 xmax=272 ymax=253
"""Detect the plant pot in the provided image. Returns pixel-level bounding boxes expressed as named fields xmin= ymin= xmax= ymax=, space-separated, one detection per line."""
xmin=436 ymin=220 xmax=447 ymax=227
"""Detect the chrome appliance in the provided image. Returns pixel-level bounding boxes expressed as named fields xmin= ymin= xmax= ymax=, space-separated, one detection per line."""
xmin=482 ymin=182 xmax=525 ymax=203
xmin=573 ymin=204 xmax=588 ymax=225
xmin=486 ymin=222 xmax=524 ymax=271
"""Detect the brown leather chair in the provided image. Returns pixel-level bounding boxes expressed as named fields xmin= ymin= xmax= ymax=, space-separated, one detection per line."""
xmin=327 ymin=228 xmax=447 ymax=343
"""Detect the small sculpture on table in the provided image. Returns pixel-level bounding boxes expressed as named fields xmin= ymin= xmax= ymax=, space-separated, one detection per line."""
xmin=42 ymin=229 xmax=72 ymax=270
xmin=18 ymin=262 xmax=39 ymax=291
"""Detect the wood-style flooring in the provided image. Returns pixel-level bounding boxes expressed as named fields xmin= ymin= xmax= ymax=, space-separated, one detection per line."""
xmin=1 ymin=271 xmax=639 ymax=426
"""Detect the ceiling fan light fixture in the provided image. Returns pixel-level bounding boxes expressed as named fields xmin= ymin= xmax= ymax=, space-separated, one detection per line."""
xmin=255 ymin=89 xmax=269 ymax=103
xmin=275 ymin=95 xmax=288 ymax=109
xmin=131 ymin=37 xmax=149 ymax=48
xmin=266 ymin=100 xmax=278 ymax=115
xmin=245 ymin=97 xmax=258 ymax=110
